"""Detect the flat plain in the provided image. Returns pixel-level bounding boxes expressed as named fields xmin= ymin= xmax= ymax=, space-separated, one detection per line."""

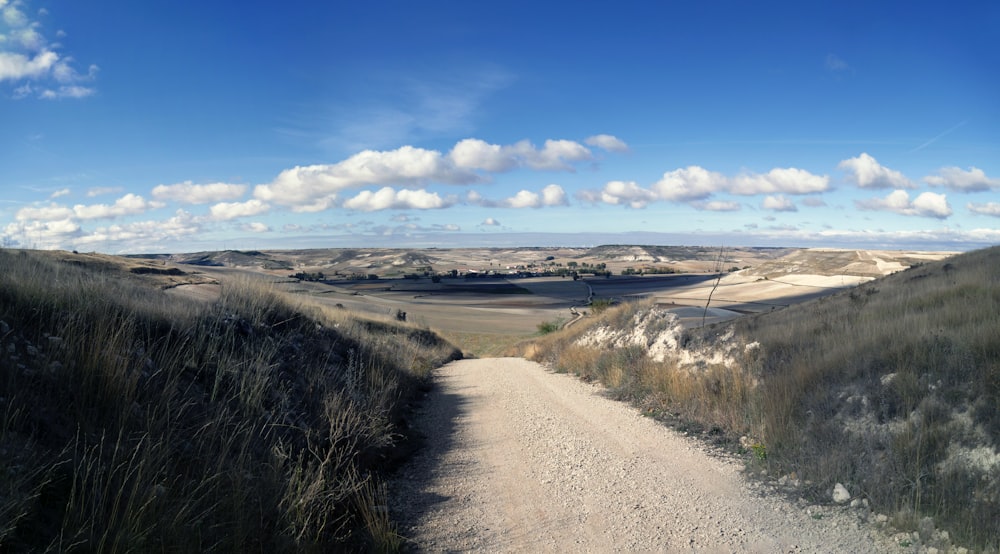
xmin=155 ymin=245 xmax=954 ymax=337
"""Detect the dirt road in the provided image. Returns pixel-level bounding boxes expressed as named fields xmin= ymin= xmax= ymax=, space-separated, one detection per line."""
xmin=391 ymin=358 xmax=893 ymax=552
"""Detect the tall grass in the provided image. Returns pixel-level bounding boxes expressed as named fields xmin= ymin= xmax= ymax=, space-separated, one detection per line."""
xmin=0 ymin=250 xmax=459 ymax=551
xmin=522 ymin=246 xmax=1000 ymax=550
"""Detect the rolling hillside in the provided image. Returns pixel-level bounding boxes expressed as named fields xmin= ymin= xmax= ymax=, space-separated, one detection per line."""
xmin=0 ymin=249 xmax=460 ymax=551
xmin=524 ymin=245 xmax=999 ymax=550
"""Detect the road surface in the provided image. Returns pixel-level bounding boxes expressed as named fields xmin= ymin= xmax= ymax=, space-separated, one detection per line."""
xmin=390 ymin=358 xmax=892 ymax=552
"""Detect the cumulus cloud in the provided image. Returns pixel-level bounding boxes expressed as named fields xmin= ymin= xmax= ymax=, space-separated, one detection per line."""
xmin=14 ymin=202 xmax=74 ymax=221
xmin=839 ymin=153 xmax=914 ymax=189
xmin=855 ymin=190 xmax=952 ymax=219
xmin=256 ymin=146 xmax=478 ymax=209
xmin=256 ymin=139 xmax=601 ymax=212
xmin=801 ymin=197 xmax=827 ymax=207
xmin=73 ymin=210 xmax=201 ymax=248
xmin=651 ymin=166 xmax=729 ymax=202
xmin=341 ymin=187 xmax=454 ymax=212
xmin=481 ymin=217 xmax=501 ymax=226
xmin=729 ymin=168 xmax=830 ymax=195
xmin=3 ymin=217 xmax=80 ymax=248
xmin=691 ymin=201 xmax=741 ymax=212
xmin=242 ymin=222 xmax=271 ymax=233
xmin=0 ymin=2 xmax=97 ymax=98
xmin=583 ymin=165 xmax=828 ymax=209
xmin=72 ymin=194 xmax=164 ymax=220
xmin=153 ymin=181 xmax=248 ymax=204
xmin=924 ymin=166 xmax=1000 ymax=192
xmin=0 ymin=50 xmax=58 ymax=81
xmin=448 ymin=138 xmax=593 ymax=172
xmin=499 ymin=184 xmax=568 ymax=208
xmin=449 ymin=139 xmax=517 ymax=172
xmin=761 ymin=195 xmax=797 ymax=212
xmin=209 ymin=199 xmax=269 ymax=221
xmin=592 ymin=180 xmax=658 ymax=209
xmin=968 ymin=202 xmax=1000 ymax=217
xmin=585 ymin=134 xmax=629 ymax=152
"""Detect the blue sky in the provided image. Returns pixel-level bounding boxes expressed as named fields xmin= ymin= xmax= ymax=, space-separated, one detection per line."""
xmin=2 ymin=0 xmax=998 ymax=253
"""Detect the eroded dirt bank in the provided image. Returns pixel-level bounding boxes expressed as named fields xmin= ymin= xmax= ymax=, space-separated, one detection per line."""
xmin=390 ymin=358 xmax=894 ymax=552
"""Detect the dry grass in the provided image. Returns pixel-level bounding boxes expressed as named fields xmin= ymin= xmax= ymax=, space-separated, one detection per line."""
xmin=0 ymin=249 xmax=460 ymax=552
xmin=523 ymin=246 xmax=1000 ymax=550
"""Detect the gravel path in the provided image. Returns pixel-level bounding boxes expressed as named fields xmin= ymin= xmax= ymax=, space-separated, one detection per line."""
xmin=390 ymin=358 xmax=894 ymax=552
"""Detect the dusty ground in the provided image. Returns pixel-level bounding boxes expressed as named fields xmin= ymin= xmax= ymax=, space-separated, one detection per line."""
xmin=391 ymin=358 xmax=895 ymax=552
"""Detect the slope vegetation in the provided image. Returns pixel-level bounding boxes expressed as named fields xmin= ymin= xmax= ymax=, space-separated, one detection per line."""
xmin=0 ymin=249 xmax=459 ymax=551
xmin=522 ymin=246 xmax=999 ymax=550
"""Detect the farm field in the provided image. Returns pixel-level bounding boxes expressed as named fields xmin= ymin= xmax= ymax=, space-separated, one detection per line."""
xmin=160 ymin=245 xmax=954 ymax=335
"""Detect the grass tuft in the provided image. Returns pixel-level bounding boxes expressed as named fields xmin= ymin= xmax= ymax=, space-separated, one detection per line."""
xmin=0 ymin=249 xmax=460 ymax=552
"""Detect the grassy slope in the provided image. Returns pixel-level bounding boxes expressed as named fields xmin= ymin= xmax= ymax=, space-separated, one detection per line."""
xmin=522 ymin=246 xmax=999 ymax=550
xmin=0 ymin=250 xmax=460 ymax=552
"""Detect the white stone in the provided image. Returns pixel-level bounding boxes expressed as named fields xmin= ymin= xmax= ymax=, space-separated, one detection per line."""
xmin=832 ymin=482 xmax=851 ymax=503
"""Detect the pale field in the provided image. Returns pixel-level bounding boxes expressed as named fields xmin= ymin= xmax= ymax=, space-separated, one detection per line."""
xmin=157 ymin=247 xmax=957 ymax=346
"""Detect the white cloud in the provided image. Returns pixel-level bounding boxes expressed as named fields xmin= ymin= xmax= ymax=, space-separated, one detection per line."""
xmin=838 ymin=153 xmax=914 ymax=189
xmin=692 ymin=201 xmax=742 ymax=212
xmin=242 ymin=222 xmax=271 ymax=233
xmin=72 ymin=193 xmax=164 ymax=220
xmin=449 ymin=139 xmax=517 ymax=172
xmin=596 ymin=180 xmax=657 ymax=209
xmin=730 ymin=168 xmax=830 ymax=195
xmin=540 ymin=183 xmax=568 ymax=207
xmin=502 ymin=184 xmax=568 ymax=208
xmin=856 ymin=189 xmax=952 ymax=219
xmin=448 ymin=138 xmax=593 ymax=172
xmin=651 ymin=166 xmax=728 ymax=202
xmin=481 ymin=217 xmax=501 ymax=226
xmin=73 ymin=210 xmax=202 ymax=247
xmin=0 ymin=3 xmax=96 ymax=98
xmin=49 ymin=188 xmax=70 ymax=199
xmin=585 ymin=134 xmax=629 ymax=152
xmin=153 ymin=181 xmax=248 ymax=204
xmin=3 ymin=217 xmax=80 ymax=248
xmin=256 ymin=146 xmax=478 ymax=209
xmin=924 ymin=167 xmax=1000 ymax=192
xmin=582 ymin=166 xmax=827 ymax=209
xmin=968 ymin=202 xmax=1000 ymax=217
xmin=341 ymin=187 xmax=454 ymax=212
xmin=15 ymin=202 xmax=73 ymax=222
xmin=209 ymin=199 xmax=269 ymax=221
xmin=258 ymin=139 xmax=597 ymax=212
xmin=762 ymin=195 xmax=797 ymax=212
xmin=0 ymin=50 xmax=58 ymax=81
xmin=801 ymin=197 xmax=827 ymax=207
xmin=526 ymin=139 xmax=591 ymax=170
xmin=39 ymin=84 xmax=95 ymax=99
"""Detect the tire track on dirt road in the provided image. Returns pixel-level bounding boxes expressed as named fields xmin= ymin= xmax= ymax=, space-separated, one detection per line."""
xmin=390 ymin=358 xmax=893 ymax=552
